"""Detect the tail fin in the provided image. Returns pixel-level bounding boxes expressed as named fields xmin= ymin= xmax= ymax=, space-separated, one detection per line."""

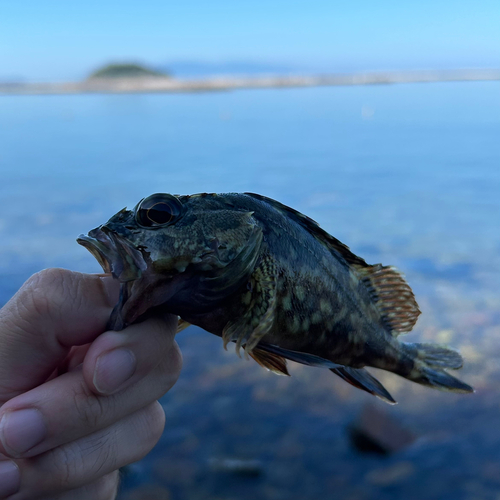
xmin=413 ymin=343 xmax=464 ymax=369
xmin=404 ymin=343 xmax=474 ymax=394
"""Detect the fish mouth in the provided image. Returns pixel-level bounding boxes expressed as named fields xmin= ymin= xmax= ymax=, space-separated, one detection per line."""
xmin=77 ymin=224 xmax=263 ymax=332
xmin=78 ymin=227 xmax=179 ymax=331
xmin=77 ymin=228 xmax=147 ymax=282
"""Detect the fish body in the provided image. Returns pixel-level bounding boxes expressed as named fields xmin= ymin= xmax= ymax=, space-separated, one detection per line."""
xmin=78 ymin=192 xmax=473 ymax=403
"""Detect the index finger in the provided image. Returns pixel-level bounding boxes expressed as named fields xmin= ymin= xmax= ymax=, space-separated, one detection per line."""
xmin=0 ymin=268 xmax=119 ymax=404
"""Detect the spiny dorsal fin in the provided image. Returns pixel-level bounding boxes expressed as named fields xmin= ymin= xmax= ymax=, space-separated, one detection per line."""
xmin=245 ymin=193 xmax=420 ymax=337
xmin=244 ymin=193 xmax=369 ymax=268
xmin=249 ymin=347 xmax=290 ymax=376
xmin=356 ymin=265 xmax=421 ymax=336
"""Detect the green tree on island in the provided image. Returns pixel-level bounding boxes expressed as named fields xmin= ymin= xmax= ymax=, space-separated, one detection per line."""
xmin=89 ymin=63 xmax=169 ymax=79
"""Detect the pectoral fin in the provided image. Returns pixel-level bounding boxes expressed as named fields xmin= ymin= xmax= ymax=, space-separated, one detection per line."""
xmin=222 ymin=249 xmax=277 ymax=357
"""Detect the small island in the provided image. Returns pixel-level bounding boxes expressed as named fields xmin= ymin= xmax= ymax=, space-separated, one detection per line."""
xmin=1 ymin=67 xmax=499 ymax=96
xmin=88 ymin=63 xmax=169 ymax=79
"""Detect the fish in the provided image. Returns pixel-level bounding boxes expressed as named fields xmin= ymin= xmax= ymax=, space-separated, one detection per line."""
xmin=77 ymin=192 xmax=473 ymax=404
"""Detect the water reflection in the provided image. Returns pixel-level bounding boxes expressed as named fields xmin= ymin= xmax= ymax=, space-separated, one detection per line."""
xmin=0 ymin=82 xmax=499 ymax=499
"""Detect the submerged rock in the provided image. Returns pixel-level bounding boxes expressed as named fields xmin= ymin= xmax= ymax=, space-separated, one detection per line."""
xmin=349 ymin=403 xmax=416 ymax=454
xmin=209 ymin=457 xmax=264 ymax=477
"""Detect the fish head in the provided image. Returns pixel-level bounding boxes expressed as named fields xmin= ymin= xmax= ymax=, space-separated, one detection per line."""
xmin=77 ymin=193 xmax=263 ymax=330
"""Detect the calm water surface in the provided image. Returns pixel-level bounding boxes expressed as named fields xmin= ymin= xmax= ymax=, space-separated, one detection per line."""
xmin=1 ymin=82 xmax=499 ymax=499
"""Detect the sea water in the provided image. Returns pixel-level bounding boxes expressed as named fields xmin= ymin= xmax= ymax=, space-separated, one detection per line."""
xmin=1 ymin=82 xmax=499 ymax=499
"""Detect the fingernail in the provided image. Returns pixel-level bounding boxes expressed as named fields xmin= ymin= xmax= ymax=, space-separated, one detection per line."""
xmin=0 ymin=460 xmax=20 ymax=498
xmin=0 ymin=409 xmax=47 ymax=457
xmin=94 ymin=348 xmax=137 ymax=394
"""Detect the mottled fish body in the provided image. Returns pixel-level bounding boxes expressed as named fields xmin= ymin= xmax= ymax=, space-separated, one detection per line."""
xmin=78 ymin=192 xmax=473 ymax=403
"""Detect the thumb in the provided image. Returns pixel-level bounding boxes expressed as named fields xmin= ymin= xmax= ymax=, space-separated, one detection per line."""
xmin=0 ymin=268 xmax=119 ymax=404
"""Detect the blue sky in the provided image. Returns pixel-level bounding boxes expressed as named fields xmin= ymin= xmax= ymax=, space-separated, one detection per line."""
xmin=1 ymin=0 xmax=499 ymax=80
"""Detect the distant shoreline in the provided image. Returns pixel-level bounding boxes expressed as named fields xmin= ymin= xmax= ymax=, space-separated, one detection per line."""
xmin=1 ymin=69 xmax=499 ymax=96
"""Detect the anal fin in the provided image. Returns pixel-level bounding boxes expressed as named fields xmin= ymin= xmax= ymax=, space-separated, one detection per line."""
xmin=330 ymin=366 xmax=396 ymax=404
xmin=257 ymin=343 xmax=342 ymax=369
xmin=248 ymin=343 xmax=396 ymax=403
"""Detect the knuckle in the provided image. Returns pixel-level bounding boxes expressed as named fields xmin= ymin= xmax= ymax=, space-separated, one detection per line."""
xmin=72 ymin=383 xmax=108 ymax=429
xmin=28 ymin=268 xmax=70 ymax=288
xmin=28 ymin=268 xmax=72 ymax=294
xmin=48 ymin=432 xmax=116 ymax=492
xmin=49 ymin=441 xmax=85 ymax=490
xmin=23 ymin=269 xmax=75 ymax=322
xmin=0 ymin=269 xmax=77 ymax=348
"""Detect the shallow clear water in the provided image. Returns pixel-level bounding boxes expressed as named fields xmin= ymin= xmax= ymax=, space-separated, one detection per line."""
xmin=1 ymin=82 xmax=499 ymax=499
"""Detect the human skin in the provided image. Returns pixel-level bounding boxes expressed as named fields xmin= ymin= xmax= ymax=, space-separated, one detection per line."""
xmin=0 ymin=269 xmax=182 ymax=499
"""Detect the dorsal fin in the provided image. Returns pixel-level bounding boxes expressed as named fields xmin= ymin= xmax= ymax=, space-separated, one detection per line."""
xmin=244 ymin=193 xmax=369 ymax=268
xmin=356 ymin=265 xmax=421 ymax=335
xmin=245 ymin=193 xmax=420 ymax=336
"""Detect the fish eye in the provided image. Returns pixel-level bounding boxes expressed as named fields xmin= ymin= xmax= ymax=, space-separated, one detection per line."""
xmin=135 ymin=194 xmax=183 ymax=228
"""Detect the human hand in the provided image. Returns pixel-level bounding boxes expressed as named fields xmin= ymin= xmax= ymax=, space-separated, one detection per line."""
xmin=0 ymin=269 xmax=182 ymax=499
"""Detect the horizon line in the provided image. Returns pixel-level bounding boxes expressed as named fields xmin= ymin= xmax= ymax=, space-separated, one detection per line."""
xmin=1 ymin=68 xmax=499 ymax=96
